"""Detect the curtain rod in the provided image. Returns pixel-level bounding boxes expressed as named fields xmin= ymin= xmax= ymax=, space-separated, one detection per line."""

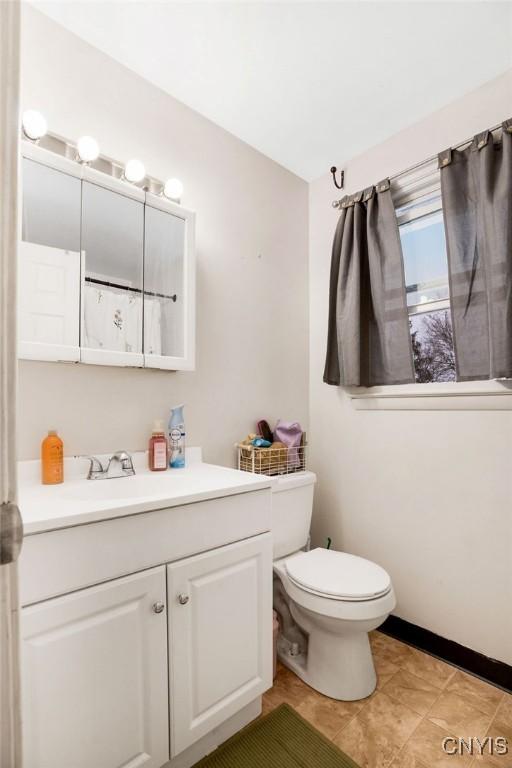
xmin=85 ymin=276 xmax=177 ymax=302
xmin=332 ymin=120 xmax=504 ymax=209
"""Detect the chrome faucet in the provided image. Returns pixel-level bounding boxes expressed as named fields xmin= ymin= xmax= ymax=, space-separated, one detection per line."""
xmin=83 ymin=451 xmax=136 ymax=480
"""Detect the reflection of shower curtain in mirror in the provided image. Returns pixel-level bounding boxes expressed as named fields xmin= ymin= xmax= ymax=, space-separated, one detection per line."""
xmin=84 ymin=285 xmax=140 ymax=352
xmin=144 ymin=297 xmax=162 ymax=356
xmin=84 ymin=284 xmax=161 ymax=354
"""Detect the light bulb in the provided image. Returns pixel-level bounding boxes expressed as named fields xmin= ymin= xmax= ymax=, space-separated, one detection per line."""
xmin=22 ymin=110 xmax=47 ymax=141
xmin=77 ymin=136 xmax=99 ymax=163
xmin=124 ymin=159 xmax=146 ymax=184
xmin=164 ymin=178 xmax=184 ymax=200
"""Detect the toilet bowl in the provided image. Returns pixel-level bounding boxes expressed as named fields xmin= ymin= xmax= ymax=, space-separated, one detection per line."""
xmin=271 ymin=472 xmax=396 ymax=701
xmin=274 ymin=548 xmax=395 ymax=700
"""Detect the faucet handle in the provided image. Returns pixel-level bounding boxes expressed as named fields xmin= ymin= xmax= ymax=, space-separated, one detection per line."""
xmin=109 ymin=451 xmax=136 ymax=476
xmin=80 ymin=455 xmax=105 ymax=480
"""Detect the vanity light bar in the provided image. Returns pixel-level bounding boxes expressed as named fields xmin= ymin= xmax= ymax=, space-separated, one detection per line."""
xmin=76 ymin=136 xmax=100 ymax=164
xmin=124 ymin=158 xmax=146 ymax=184
xmin=20 ymin=110 xmax=184 ymax=202
xmin=22 ymin=110 xmax=47 ymax=141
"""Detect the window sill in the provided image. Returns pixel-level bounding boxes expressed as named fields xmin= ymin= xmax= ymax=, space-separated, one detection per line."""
xmin=347 ymin=380 xmax=512 ymax=410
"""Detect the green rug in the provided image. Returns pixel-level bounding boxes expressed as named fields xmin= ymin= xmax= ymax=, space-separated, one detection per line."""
xmin=193 ymin=704 xmax=359 ymax=768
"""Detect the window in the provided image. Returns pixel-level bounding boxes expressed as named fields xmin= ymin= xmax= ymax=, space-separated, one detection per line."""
xmin=396 ymin=186 xmax=456 ymax=383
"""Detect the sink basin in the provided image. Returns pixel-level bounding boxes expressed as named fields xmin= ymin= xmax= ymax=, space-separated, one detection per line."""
xmin=62 ymin=473 xmax=185 ymax=501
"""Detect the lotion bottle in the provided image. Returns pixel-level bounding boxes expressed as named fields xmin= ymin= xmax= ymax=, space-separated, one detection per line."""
xmin=41 ymin=430 xmax=64 ymax=485
xmin=148 ymin=420 xmax=168 ymax=471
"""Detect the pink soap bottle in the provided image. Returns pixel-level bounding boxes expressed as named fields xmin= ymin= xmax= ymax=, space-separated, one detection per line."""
xmin=148 ymin=421 xmax=168 ymax=471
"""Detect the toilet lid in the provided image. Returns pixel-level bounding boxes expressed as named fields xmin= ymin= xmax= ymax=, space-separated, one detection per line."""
xmin=285 ymin=548 xmax=391 ymax=601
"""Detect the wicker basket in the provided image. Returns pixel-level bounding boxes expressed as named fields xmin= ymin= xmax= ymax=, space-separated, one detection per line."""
xmin=236 ymin=435 xmax=306 ymax=476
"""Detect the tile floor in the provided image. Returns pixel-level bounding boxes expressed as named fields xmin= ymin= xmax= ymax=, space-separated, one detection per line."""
xmin=262 ymin=632 xmax=512 ymax=768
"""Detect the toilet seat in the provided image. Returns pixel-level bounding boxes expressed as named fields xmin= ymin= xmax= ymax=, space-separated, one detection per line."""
xmin=285 ymin=548 xmax=391 ymax=602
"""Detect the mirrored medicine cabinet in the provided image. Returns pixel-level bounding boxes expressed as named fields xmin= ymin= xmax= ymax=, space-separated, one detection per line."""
xmin=19 ymin=142 xmax=195 ymax=371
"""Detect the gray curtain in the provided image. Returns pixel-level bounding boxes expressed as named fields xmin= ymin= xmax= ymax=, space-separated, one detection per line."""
xmin=440 ymin=119 xmax=512 ymax=380
xmin=324 ymin=180 xmax=414 ymax=387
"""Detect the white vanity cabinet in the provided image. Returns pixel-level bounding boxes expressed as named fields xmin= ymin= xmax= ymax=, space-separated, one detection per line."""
xmin=21 ymin=567 xmax=169 ymax=768
xmin=19 ymin=482 xmax=272 ymax=768
xmin=168 ymin=536 xmax=272 ymax=756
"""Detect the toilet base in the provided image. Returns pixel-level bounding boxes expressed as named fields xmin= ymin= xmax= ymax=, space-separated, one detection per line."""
xmin=272 ymin=556 xmax=395 ymax=702
xmin=278 ymin=621 xmax=377 ymax=701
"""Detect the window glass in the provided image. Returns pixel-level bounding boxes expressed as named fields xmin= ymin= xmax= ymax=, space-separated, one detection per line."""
xmin=400 ymin=209 xmax=449 ymax=309
xmin=410 ymin=310 xmax=456 ymax=383
xmin=397 ymin=192 xmax=457 ymax=383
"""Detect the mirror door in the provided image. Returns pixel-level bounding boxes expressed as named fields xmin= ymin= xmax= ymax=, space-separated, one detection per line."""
xmin=144 ymin=196 xmax=195 ymax=370
xmin=20 ymin=152 xmax=82 ymax=361
xmin=80 ymin=170 xmax=144 ymax=366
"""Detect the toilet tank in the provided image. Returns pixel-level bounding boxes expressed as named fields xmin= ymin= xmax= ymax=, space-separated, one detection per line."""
xmin=271 ymin=471 xmax=317 ymax=560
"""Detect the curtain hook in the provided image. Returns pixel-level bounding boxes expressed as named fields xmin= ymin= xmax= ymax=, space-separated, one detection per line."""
xmin=330 ymin=166 xmax=344 ymax=190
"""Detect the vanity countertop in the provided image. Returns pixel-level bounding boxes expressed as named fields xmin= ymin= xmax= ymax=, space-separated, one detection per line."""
xmin=19 ymin=450 xmax=271 ymax=535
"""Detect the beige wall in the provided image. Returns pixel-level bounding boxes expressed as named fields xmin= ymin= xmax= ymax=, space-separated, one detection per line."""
xmin=309 ymin=70 xmax=512 ymax=664
xmin=20 ymin=8 xmax=512 ymax=664
xmin=18 ymin=7 xmax=309 ymax=465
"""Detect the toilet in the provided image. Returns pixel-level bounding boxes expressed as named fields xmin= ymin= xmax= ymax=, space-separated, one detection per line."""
xmin=271 ymin=471 xmax=396 ymax=701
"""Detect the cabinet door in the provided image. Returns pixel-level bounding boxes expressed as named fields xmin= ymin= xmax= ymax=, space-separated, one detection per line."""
xmin=143 ymin=195 xmax=195 ymax=371
xmin=80 ymin=171 xmax=145 ymax=367
xmin=21 ymin=567 xmax=169 ymax=768
xmin=167 ymin=533 xmax=272 ymax=756
xmin=20 ymin=155 xmax=81 ymax=361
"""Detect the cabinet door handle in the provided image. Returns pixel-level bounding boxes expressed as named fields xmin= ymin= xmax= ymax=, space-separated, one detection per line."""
xmin=178 ymin=594 xmax=189 ymax=605
xmin=152 ymin=601 xmax=165 ymax=614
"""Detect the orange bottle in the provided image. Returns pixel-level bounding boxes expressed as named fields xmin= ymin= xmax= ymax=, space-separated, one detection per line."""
xmin=41 ymin=430 xmax=64 ymax=485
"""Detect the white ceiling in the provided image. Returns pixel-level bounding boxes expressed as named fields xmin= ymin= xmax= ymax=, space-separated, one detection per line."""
xmin=31 ymin=1 xmax=512 ymax=180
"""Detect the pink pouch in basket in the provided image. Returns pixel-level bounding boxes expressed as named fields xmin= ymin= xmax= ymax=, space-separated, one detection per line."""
xmin=274 ymin=420 xmax=302 ymax=468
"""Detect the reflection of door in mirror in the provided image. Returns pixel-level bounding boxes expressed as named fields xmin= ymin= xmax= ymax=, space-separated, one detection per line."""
xmin=20 ymin=159 xmax=81 ymax=358
xmin=144 ymin=205 xmax=185 ymax=359
xmin=81 ymin=182 xmax=144 ymax=360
